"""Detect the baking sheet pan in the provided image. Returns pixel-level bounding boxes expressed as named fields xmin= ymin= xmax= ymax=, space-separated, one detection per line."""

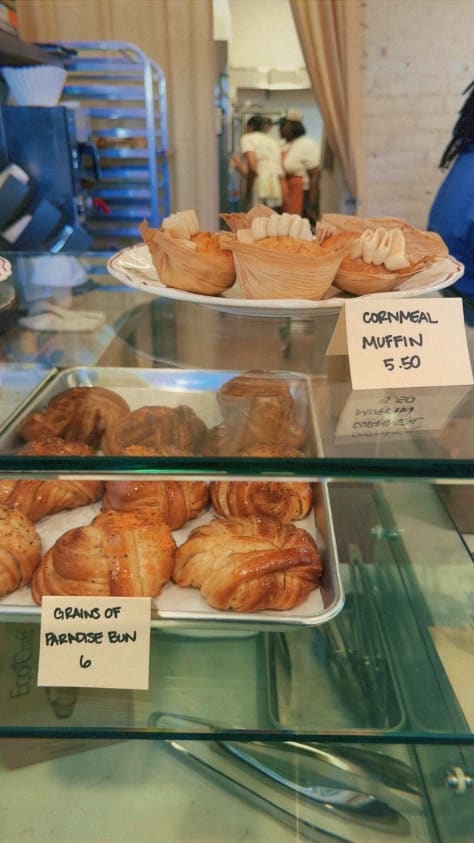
xmin=0 ymin=367 xmax=344 ymax=627
xmin=0 ymin=365 xmax=57 ymax=435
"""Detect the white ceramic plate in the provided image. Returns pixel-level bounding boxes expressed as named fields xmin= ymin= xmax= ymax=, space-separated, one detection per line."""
xmin=107 ymin=243 xmax=465 ymax=318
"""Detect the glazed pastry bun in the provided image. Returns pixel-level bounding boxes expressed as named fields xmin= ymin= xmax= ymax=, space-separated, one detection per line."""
xmin=103 ymin=445 xmax=209 ymax=529
xmin=19 ymin=386 xmax=130 ymax=449
xmin=0 ymin=438 xmax=103 ymax=522
xmin=173 ymin=515 xmax=322 ymax=612
xmin=31 ymin=508 xmax=176 ymax=604
xmin=0 ymin=505 xmax=42 ymax=596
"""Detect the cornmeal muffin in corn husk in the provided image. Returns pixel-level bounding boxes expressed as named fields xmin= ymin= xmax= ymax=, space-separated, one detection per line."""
xmin=140 ymin=211 xmax=236 ymax=296
xmin=316 ymin=214 xmax=449 ymax=296
xmin=221 ymin=211 xmax=353 ymax=300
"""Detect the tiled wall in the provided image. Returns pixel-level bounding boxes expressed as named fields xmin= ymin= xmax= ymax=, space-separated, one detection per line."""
xmin=359 ymin=0 xmax=472 ymax=227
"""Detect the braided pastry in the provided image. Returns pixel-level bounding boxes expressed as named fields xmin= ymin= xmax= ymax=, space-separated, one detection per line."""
xmin=203 ymin=395 xmax=306 ymax=455
xmin=31 ymin=508 xmax=176 ymax=604
xmin=19 ymin=386 xmax=130 ymax=449
xmin=173 ymin=515 xmax=322 ymax=612
xmin=0 ymin=505 xmax=42 ymax=596
xmin=103 ymin=446 xmax=209 ymax=529
xmin=210 ymin=446 xmax=312 ymax=521
xmin=217 ymin=371 xmax=296 ymax=416
xmin=0 ymin=438 xmax=103 ymax=522
xmin=101 ymin=405 xmax=207 ymax=455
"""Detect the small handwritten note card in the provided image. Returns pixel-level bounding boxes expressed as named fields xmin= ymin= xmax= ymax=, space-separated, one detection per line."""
xmin=38 ymin=597 xmax=151 ymax=690
xmin=326 ymin=297 xmax=474 ymax=390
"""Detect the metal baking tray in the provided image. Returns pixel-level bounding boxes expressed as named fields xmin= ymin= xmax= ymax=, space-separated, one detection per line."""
xmin=0 ymin=365 xmax=57 ymax=435
xmin=0 ymin=367 xmax=344 ymax=627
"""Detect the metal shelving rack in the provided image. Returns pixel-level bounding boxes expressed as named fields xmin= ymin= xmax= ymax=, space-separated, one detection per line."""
xmin=41 ymin=40 xmax=170 ymax=252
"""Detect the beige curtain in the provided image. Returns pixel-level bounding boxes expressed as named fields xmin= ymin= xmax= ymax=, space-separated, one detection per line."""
xmin=17 ymin=0 xmax=219 ymax=229
xmin=290 ymin=0 xmax=364 ymax=210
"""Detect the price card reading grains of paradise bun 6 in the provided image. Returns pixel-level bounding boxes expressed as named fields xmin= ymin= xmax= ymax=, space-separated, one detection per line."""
xmin=37 ymin=596 xmax=151 ymax=690
xmin=327 ymin=297 xmax=474 ymax=390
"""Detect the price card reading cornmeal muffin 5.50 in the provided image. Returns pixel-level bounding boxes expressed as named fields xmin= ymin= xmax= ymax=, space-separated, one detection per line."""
xmin=37 ymin=596 xmax=151 ymax=690
xmin=329 ymin=297 xmax=474 ymax=390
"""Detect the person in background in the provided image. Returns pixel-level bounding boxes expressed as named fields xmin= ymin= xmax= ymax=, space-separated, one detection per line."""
xmin=231 ymin=114 xmax=282 ymax=212
xmin=428 ymin=81 xmax=474 ymax=317
xmin=279 ymin=109 xmax=320 ymax=226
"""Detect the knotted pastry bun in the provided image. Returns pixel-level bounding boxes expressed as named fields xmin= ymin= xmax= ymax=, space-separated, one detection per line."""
xmin=210 ymin=446 xmax=312 ymax=522
xmin=0 ymin=438 xmax=103 ymax=522
xmin=101 ymin=404 xmax=207 ymax=455
xmin=19 ymin=386 xmax=130 ymax=449
xmin=203 ymin=395 xmax=306 ymax=455
xmin=103 ymin=446 xmax=209 ymax=529
xmin=31 ymin=508 xmax=176 ymax=604
xmin=242 ymin=394 xmax=306 ymax=449
xmin=203 ymin=372 xmax=306 ymax=455
xmin=217 ymin=371 xmax=296 ymax=417
xmin=0 ymin=505 xmax=42 ymax=596
xmin=173 ymin=515 xmax=322 ymax=612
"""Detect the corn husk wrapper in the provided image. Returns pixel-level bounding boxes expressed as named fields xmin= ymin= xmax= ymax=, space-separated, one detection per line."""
xmin=316 ymin=214 xmax=449 ymax=296
xmin=220 ymin=204 xmax=276 ymax=233
xmin=222 ymin=235 xmax=353 ymax=300
xmin=140 ymin=220 xmax=236 ymax=296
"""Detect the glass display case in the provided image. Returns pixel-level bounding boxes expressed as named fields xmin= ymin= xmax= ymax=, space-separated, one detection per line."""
xmin=0 ymin=251 xmax=473 ymax=842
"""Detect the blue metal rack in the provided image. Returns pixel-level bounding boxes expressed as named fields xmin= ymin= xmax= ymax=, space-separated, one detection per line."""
xmin=41 ymin=40 xmax=170 ymax=252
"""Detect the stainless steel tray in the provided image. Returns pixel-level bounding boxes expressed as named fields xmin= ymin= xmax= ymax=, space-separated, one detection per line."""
xmin=0 ymin=365 xmax=57 ymax=435
xmin=0 ymin=366 xmax=344 ymax=627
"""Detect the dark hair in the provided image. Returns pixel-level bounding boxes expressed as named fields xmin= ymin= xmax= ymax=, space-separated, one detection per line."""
xmin=289 ymin=120 xmax=306 ymax=139
xmin=439 ymin=81 xmax=474 ymax=169
xmin=247 ymin=114 xmax=265 ymax=132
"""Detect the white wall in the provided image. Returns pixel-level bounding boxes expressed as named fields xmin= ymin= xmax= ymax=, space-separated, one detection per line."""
xmin=360 ymin=0 xmax=473 ymax=227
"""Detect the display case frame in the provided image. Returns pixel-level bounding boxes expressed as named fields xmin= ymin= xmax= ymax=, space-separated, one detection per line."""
xmin=0 ymin=250 xmax=472 ymax=842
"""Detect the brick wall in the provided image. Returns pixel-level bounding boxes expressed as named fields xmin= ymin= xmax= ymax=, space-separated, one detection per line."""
xmin=359 ymin=0 xmax=472 ymax=227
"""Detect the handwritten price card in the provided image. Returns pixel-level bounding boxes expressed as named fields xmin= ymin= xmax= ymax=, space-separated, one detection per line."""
xmin=328 ymin=297 xmax=473 ymax=390
xmin=37 ymin=596 xmax=151 ymax=690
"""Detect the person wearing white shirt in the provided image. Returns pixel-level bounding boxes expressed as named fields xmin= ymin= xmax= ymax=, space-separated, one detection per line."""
xmin=279 ymin=109 xmax=320 ymax=225
xmin=231 ymin=114 xmax=282 ymax=211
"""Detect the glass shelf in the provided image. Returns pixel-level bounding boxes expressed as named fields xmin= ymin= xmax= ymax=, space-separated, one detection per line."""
xmin=0 ymin=483 xmax=472 ymax=744
xmin=0 ymin=251 xmax=473 ymax=480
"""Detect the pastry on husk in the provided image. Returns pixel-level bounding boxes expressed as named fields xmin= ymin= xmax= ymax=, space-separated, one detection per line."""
xmin=222 ymin=211 xmax=353 ymax=300
xmin=315 ymin=214 xmax=449 ymax=296
xmin=140 ymin=211 xmax=236 ymax=296
xmin=220 ymin=203 xmax=275 ymax=234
